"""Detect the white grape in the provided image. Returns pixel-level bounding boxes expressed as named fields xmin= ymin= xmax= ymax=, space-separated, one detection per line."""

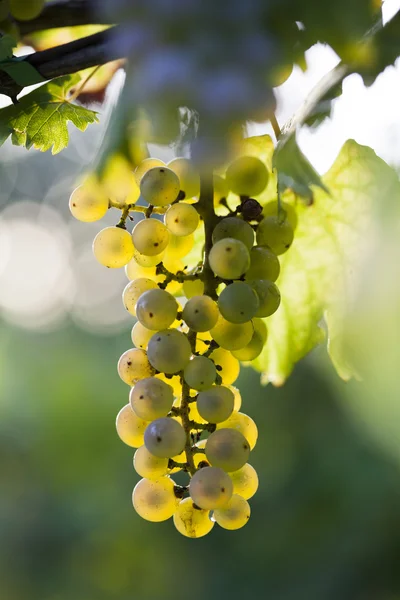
xmin=189 ymin=466 xmax=233 ymax=510
xmin=69 ymin=180 xmax=108 ymax=222
xmin=212 ymin=217 xmax=254 ymax=250
xmin=183 ymin=356 xmax=216 ymax=391
xmin=245 ymin=246 xmax=280 ymax=282
xmin=144 ymin=417 xmax=186 ymax=457
xmin=182 ymin=295 xmax=219 ymax=332
xmin=256 ymin=215 xmax=294 ymax=255
xmin=93 ymin=226 xmax=134 ymax=268
xmin=117 ymin=348 xmax=154 ymax=385
xmin=210 ymin=315 xmax=253 ymax=351
xmin=164 ymin=202 xmax=199 ymax=236
xmin=133 ymin=445 xmax=169 ymax=479
xmin=218 ymin=281 xmax=259 ymax=324
xmin=134 ymin=158 xmax=165 ymax=186
xmin=131 ymin=248 xmax=165 ymax=268
xmin=229 ymin=463 xmax=259 ymax=499
xmin=122 ymin=277 xmax=158 ymax=316
xmin=140 ymin=166 xmax=180 ymax=207
xmin=225 ymin=156 xmax=269 ymax=197
xmin=182 ymin=279 xmax=204 ymax=298
xmin=173 ymin=498 xmax=214 ymax=538
xmin=250 ymin=279 xmax=281 ymax=317
xmin=213 ymin=494 xmax=251 ymax=530
xmin=136 ymin=288 xmax=178 ymax=330
xmin=209 ymin=238 xmax=250 ymax=280
xmin=147 ymin=329 xmax=192 ymax=374
xmin=131 ymin=321 xmax=155 ymax=349
xmin=129 ymin=377 xmax=174 ymax=420
xmin=205 ymin=428 xmax=250 ymax=472
xmin=116 ymin=404 xmax=149 ymax=448
xmin=164 ymin=232 xmax=194 ymax=259
xmin=196 ymin=385 xmax=234 ymax=423
xmin=217 ymin=411 xmax=258 ymax=450
xmin=132 ymin=218 xmax=170 ymax=256
xmin=132 ymin=477 xmax=178 ymax=521
xmin=231 ymin=328 xmax=265 ymax=361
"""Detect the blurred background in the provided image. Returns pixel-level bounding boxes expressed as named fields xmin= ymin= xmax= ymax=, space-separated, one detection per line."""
xmin=2 ymin=2 xmax=400 ymax=598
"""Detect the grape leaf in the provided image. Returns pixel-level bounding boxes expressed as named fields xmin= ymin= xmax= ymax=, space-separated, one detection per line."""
xmin=0 ymin=74 xmax=98 ymax=154
xmin=251 ymin=140 xmax=400 ymax=385
xmin=0 ymin=34 xmax=16 ymax=61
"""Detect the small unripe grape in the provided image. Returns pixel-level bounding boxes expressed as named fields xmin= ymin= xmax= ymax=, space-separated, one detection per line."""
xmin=9 ymin=0 xmax=44 ymax=20
xmin=129 ymin=377 xmax=174 ymax=421
xmin=218 ymin=281 xmax=259 ymax=324
xmin=250 ymin=279 xmax=281 ymax=317
xmin=189 ymin=466 xmax=233 ymax=509
xmin=212 ymin=217 xmax=254 ymax=250
xmin=165 ymin=202 xmax=200 ymax=236
xmin=245 ymin=246 xmax=280 ymax=282
xmin=183 ymin=279 xmax=204 ymax=298
xmin=229 ymin=463 xmax=259 ymax=499
xmin=231 ymin=328 xmax=265 ymax=361
xmin=217 ymin=411 xmax=258 ymax=450
xmin=209 ymin=238 xmax=250 ymax=280
xmin=131 ymin=248 xmax=165 ymax=268
xmin=136 ymin=288 xmax=178 ymax=330
xmin=69 ymin=179 xmax=108 ymax=222
xmin=205 ymin=428 xmax=250 ymax=472
xmin=93 ymin=226 xmax=134 ymax=268
xmin=182 ymin=295 xmax=219 ymax=332
xmin=147 ymin=329 xmax=192 ymax=374
xmin=209 ymin=348 xmax=240 ymax=386
xmin=122 ymin=278 xmax=157 ymax=316
xmin=132 ymin=477 xmax=178 ymax=521
xmin=164 ymin=233 xmax=194 ymax=260
xmin=133 ymin=445 xmax=169 ymax=479
xmin=213 ymin=494 xmax=251 ymax=530
xmin=134 ymin=158 xmax=165 ymax=186
xmin=173 ymin=498 xmax=214 ymax=538
xmin=197 ymin=385 xmax=234 ymax=423
xmin=210 ymin=315 xmax=253 ymax=351
xmin=116 ymin=404 xmax=149 ymax=447
xmin=118 ymin=348 xmax=154 ymax=385
xmin=256 ymin=215 xmax=294 ymax=255
xmin=140 ymin=166 xmax=180 ymax=206
xmin=168 ymin=157 xmax=200 ymax=199
xmin=144 ymin=417 xmax=186 ymax=457
xmin=226 ymin=156 xmax=269 ymax=197
xmin=184 ymin=356 xmax=216 ymax=391
xmin=262 ymin=201 xmax=298 ymax=230
xmin=131 ymin=321 xmax=155 ymax=349
xmin=132 ymin=218 xmax=169 ymax=256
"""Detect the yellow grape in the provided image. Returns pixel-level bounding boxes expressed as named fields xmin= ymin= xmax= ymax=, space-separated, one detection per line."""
xmin=132 ymin=477 xmax=178 ymax=522
xmin=183 ymin=279 xmax=204 ymax=299
xmin=173 ymin=498 xmax=214 ymax=538
xmin=134 ymin=158 xmax=165 ymax=186
xmin=69 ymin=178 xmax=108 ymax=222
xmin=116 ymin=404 xmax=149 ymax=448
xmin=93 ymin=227 xmax=134 ymax=268
xmin=122 ymin=277 xmax=158 ymax=316
xmin=193 ymin=439 xmax=208 ymax=468
xmin=131 ymin=321 xmax=155 ymax=349
xmin=9 ymin=0 xmax=44 ymax=20
xmin=132 ymin=218 xmax=170 ymax=256
xmin=167 ymin=157 xmax=200 ymax=199
xmin=117 ymin=348 xmax=154 ymax=385
xmin=210 ymin=315 xmax=253 ymax=351
xmin=229 ymin=463 xmax=259 ymax=500
xmin=102 ymin=154 xmax=140 ymax=207
xmin=228 ymin=386 xmax=242 ymax=411
xmin=164 ymin=233 xmax=194 ymax=260
xmin=209 ymin=347 xmax=240 ymax=385
xmin=125 ymin=260 xmax=158 ymax=281
xmin=132 ymin=248 xmax=165 ymax=267
xmin=133 ymin=445 xmax=169 ymax=479
xmin=213 ymin=494 xmax=251 ymax=530
xmin=217 ymin=411 xmax=258 ymax=450
xmin=156 ymin=373 xmax=182 ymax=397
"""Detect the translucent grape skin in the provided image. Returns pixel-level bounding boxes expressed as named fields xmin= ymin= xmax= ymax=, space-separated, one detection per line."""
xmin=197 ymin=385 xmax=235 ymax=423
xmin=93 ymin=226 xmax=134 ymax=268
xmin=209 ymin=238 xmax=250 ymax=280
xmin=231 ymin=328 xmax=265 ymax=361
xmin=209 ymin=347 xmax=240 ymax=386
xmin=245 ymin=246 xmax=280 ymax=282
xmin=250 ymin=279 xmax=281 ymax=318
xmin=218 ymin=281 xmax=259 ymax=324
xmin=69 ymin=182 xmax=108 ymax=222
xmin=205 ymin=428 xmax=250 ymax=472
xmin=164 ymin=202 xmax=200 ymax=236
xmin=133 ymin=445 xmax=169 ymax=479
xmin=129 ymin=377 xmax=174 ymax=421
xmin=144 ymin=417 xmax=186 ymax=458
xmin=173 ymin=498 xmax=214 ymax=538
xmin=210 ymin=315 xmax=253 ymax=351
xmin=132 ymin=218 xmax=170 ymax=256
xmin=116 ymin=404 xmax=149 ymax=448
xmin=131 ymin=321 xmax=155 ymax=349
xmin=136 ymin=288 xmax=178 ymax=330
xmin=218 ymin=411 xmax=258 ymax=450
xmin=147 ymin=329 xmax=192 ymax=374
xmin=256 ymin=215 xmax=294 ymax=255
xmin=226 ymin=156 xmax=269 ymax=197
xmin=183 ymin=356 xmax=216 ymax=391
xmin=140 ymin=166 xmax=180 ymax=207
xmin=132 ymin=477 xmax=178 ymax=522
xmin=189 ymin=466 xmax=233 ymax=510
xmin=183 ymin=279 xmax=204 ymax=298
xmin=134 ymin=158 xmax=165 ymax=186
xmin=117 ymin=348 xmax=154 ymax=385
xmin=167 ymin=157 xmax=200 ymax=199
xmin=122 ymin=278 xmax=157 ymax=316
xmin=212 ymin=217 xmax=254 ymax=250
xmin=229 ymin=463 xmax=259 ymax=500
xmin=182 ymin=295 xmax=219 ymax=332
xmin=213 ymin=494 xmax=251 ymax=530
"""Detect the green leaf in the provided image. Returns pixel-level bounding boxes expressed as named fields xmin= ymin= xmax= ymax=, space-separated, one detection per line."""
xmin=0 ymin=34 xmax=16 ymax=61
xmin=0 ymin=58 xmax=46 ymax=87
xmin=252 ymin=139 xmax=400 ymax=385
xmin=0 ymin=74 xmax=98 ymax=154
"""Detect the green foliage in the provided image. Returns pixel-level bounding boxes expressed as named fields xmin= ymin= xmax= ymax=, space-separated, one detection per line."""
xmin=0 ymin=34 xmax=16 ymax=61
xmin=0 ymin=74 xmax=98 ymax=154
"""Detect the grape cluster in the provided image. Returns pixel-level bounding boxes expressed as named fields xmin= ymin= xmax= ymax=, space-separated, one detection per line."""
xmin=69 ymin=154 xmax=294 ymax=537
xmin=0 ymin=0 xmax=45 ymax=21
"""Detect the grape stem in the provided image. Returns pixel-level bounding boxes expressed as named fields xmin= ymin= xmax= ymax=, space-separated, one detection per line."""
xmin=109 ymin=200 xmax=167 ymax=215
xmin=155 ymin=263 xmax=201 ymax=284
xmin=270 ymin=113 xmax=282 ymax=141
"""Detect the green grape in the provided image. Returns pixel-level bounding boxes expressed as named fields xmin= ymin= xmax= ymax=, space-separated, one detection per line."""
xmin=118 ymin=348 xmax=154 ymax=385
xmin=189 ymin=466 xmax=233 ymax=509
xmin=116 ymin=404 xmax=149 ymax=448
xmin=231 ymin=329 xmax=264 ymax=361
xmin=210 ymin=315 xmax=253 ymax=351
xmin=262 ymin=201 xmax=298 ymax=230
xmin=212 ymin=217 xmax=254 ymax=250
xmin=131 ymin=248 xmax=165 ymax=268
xmin=213 ymin=174 xmax=230 ymax=210
xmin=213 ymin=494 xmax=251 ymax=530
xmin=245 ymin=246 xmax=280 ymax=282
xmin=122 ymin=277 xmax=158 ymax=316
xmin=125 ymin=259 xmax=157 ymax=281
xmin=131 ymin=321 xmax=155 ymax=349
xmin=183 ymin=356 xmax=216 ymax=391
xmin=132 ymin=476 xmax=178 ymax=522
xmin=140 ymin=166 xmax=180 ymax=207
xmin=182 ymin=295 xmax=219 ymax=332
xmin=205 ymin=428 xmax=250 ymax=472
xmin=209 ymin=238 xmax=250 ymax=280
xmin=129 ymin=377 xmax=174 ymax=421
xmin=9 ymin=0 xmax=44 ymax=20
xmin=136 ymin=288 xmax=178 ymax=330
xmin=147 ymin=329 xmax=192 ymax=374
xmin=134 ymin=158 xmax=165 ymax=186
xmin=144 ymin=417 xmax=186 ymax=457
xmin=209 ymin=348 xmax=240 ymax=386
xmin=69 ymin=180 xmax=108 ymax=223
xmin=218 ymin=282 xmax=259 ymax=324
xmin=253 ymin=318 xmax=268 ymax=343
xmin=217 ymin=411 xmax=258 ymax=450
xmin=164 ymin=202 xmax=200 ymax=236
xmin=256 ymin=215 xmax=294 ymax=255
xmin=229 ymin=463 xmax=259 ymax=500
xmin=132 ymin=218 xmax=170 ymax=256
xmin=133 ymin=445 xmax=169 ymax=479
xmin=168 ymin=157 xmax=200 ymax=199
xmin=225 ymin=156 xmax=269 ymax=197
xmin=193 ymin=439 xmax=208 ymax=468
xmin=164 ymin=233 xmax=194 ymax=260
xmin=183 ymin=279 xmax=204 ymax=299
xmin=93 ymin=226 xmax=134 ymax=268
xmin=173 ymin=498 xmax=214 ymax=538
xmin=197 ymin=385 xmax=234 ymax=423
xmin=250 ymin=279 xmax=281 ymax=317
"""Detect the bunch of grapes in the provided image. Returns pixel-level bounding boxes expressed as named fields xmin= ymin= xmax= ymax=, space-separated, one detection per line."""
xmin=69 ymin=154 xmax=294 ymax=537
